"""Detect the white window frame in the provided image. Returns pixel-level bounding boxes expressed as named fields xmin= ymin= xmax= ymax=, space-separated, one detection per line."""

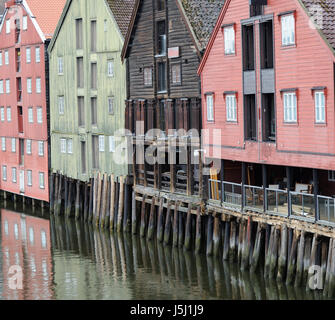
xmin=0 ymin=51 xmax=2 ymax=66
xmin=0 ymin=80 xmax=3 ymax=94
xmin=315 ymin=91 xmax=326 ymax=124
xmin=6 ymin=79 xmax=10 ymax=94
xmin=58 ymin=96 xmax=64 ymax=115
xmin=206 ymin=94 xmax=214 ymax=122
xmin=26 ymin=47 xmax=31 ymax=64
xmin=226 ymin=94 xmax=237 ymax=122
xmin=39 ymin=172 xmax=45 ymax=189
xmin=35 ymin=46 xmax=40 ymax=63
xmin=109 ymin=136 xmax=115 ymax=153
xmin=58 ymin=57 xmax=64 ymax=75
xmin=2 ymin=165 xmax=7 ymax=181
xmin=36 ymin=77 xmax=41 ymax=93
xmin=67 ymin=139 xmax=73 ymax=154
xmin=0 ymin=107 xmax=4 ymax=121
xmin=37 ymin=107 xmax=43 ymax=124
xmin=1 ymin=137 xmax=6 ymax=151
xmin=27 ymin=170 xmax=32 ymax=186
xmin=28 ymin=107 xmax=33 ymax=123
xmin=26 ymin=139 xmax=32 ymax=154
xmin=27 ymin=78 xmax=32 ymax=94
xmin=283 ymin=92 xmax=297 ymax=123
xmin=107 ymin=60 xmax=114 ymax=77
xmin=11 ymin=138 xmax=16 ymax=153
xmin=60 ymin=138 xmax=67 ymax=154
xmin=281 ymin=14 xmax=295 ymax=46
xmin=99 ymin=135 xmax=105 ymax=152
xmin=6 ymin=19 xmax=10 ymax=34
xmin=6 ymin=107 xmax=11 ymax=122
xmin=23 ymin=16 xmax=28 ymax=31
xmin=38 ymin=141 xmax=44 ymax=156
xmin=12 ymin=167 xmax=17 ymax=183
xmin=224 ymin=26 xmax=235 ymax=55
xmin=4 ymin=50 xmax=8 ymax=65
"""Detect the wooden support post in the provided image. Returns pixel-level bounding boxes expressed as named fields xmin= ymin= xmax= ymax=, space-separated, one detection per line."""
xmin=286 ymin=167 xmax=292 ymax=217
xmin=109 ymin=175 xmax=116 ymax=231
xmin=164 ymin=201 xmax=172 ymax=245
xmin=178 ymin=210 xmax=185 ymax=248
xmin=213 ymin=216 xmax=221 ymax=257
xmin=241 ymin=162 xmax=246 ymax=210
xmin=131 ymin=191 xmax=137 ymax=235
xmin=157 ymin=198 xmax=165 ymax=242
xmin=310 ymin=233 xmax=319 ymax=268
xmin=83 ymin=182 xmax=89 ymax=222
xmin=324 ymin=238 xmax=333 ymax=296
xmin=251 ymin=223 xmax=262 ymax=273
xmin=123 ymin=181 xmax=132 ymax=233
xmin=95 ymin=173 xmax=102 ymax=226
xmin=327 ymin=238 xmax=335 ymax=297
xmin=303 ymin=235 xmax=312 ymax=282
xmin=66 ymin=179 xmax=73 ymax=218
xmin=64 ymin=177 xmax=68 ymax=215
xmin=277 ymin=224 xmax=288 ymax=281
xmin=88 ymin=178 xmax=94 ymax=223
xmin=229 ymin=219 xmax=237 ymax=262
xmin=241 ymin=216 xmax=252 ymax=271
xmin=295 ymin=231 xmax=305 ymax=287
xmin=113 ymin=178 xmax=120 ymax=230
xmin=184 ymin=204 xmax=192 ymax=251
xmin=269 ymin=227 xmax=279 ymax=279
xmin=222 ymin=220 xmax=230 ymax=261
xmin=265 ymin=226 xmax=275 ymax=278
xmin=104 ymin=176 xmax=111 ymax=229
xmin=186 ymin=141 xmax=194 ymax=196
xmin=198 ymin=151 xmax=204 ymax=198
xmin=206 ymin=215 xmax=214 ymax=257
xmin=57 ymin=174 xmax=63 ymax=216
xmin=237 ymin=219 xmax=244 ymax=264
xmin=286 ymin=229 xmax=300 ymax=285
xmin=172 ymin=202 xmax=179 ymax=248
xmin=170 ymin=141 xmax=176 ymax=193
xmin=53 ymin=173 xmax=59 ymax=213
xmin=140 ymin=195 xmax=147 ymax=238
xmin=195 ymin=208 xmax=202 ymax=254
xmin=75 ymin=180 xmax=81 ymax=220
xmin=117 ymin=176 xmax=125 ymax=233
xmin=132 ymin=143 xmax=137 ymax=186
xmin=99 ymin=173 xmax=108 ymax=228
xmin=147 ymin=196 xmax=156 ymax=241
xmin=49 ymin=173 xmax=55 ymax=214
xmin=93 ymin=174 xmax=97 ymax=221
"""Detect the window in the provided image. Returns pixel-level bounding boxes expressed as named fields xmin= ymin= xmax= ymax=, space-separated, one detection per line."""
xmin=108 ymin=97 xmax=114 ymax=114
xmin=36 ymin=77 xmax=41 ymax=93
xmin=109 ymin=136 xmax=115 ymax=153
xmin=104 ymin=19 xmax=108 ymax=32
xmin=0 ymin=51 xmax=2 ymax=66
xmin=76 ymin=19 xmax=83 ymax=50
xmin=27 ymin=78 xmax=32 ymax=93
xmin=28 ymin=107 xmax=33 ymax=123
xmin=78 ymin=96 xmax=85 ymax=126
xmin=156 ymin=21 xmax=166 ymax=56
xmin=26 ymin=139 xmax=32 ymax=154
xmin=6 ymin=19 xmax=10 ymax=34
xmin=107 ymin=60 xmax=114 ymax=77
xmin=315 ymin=91 xmax=325 ymax=123
xmin=6 ymin=79 xmax=10 ymax=94
xmin=328 ymin=171 xmax=335 ymax=182
xmin=27 ymin=170 xmax=32 ymax=186
xmin=81 ymin=141 xmax=86 ymax=174
xmin=67 ymin=139 xmax=73 ymax=154
xmin=281 ymin=14 xmax=295 ymax=46
xmin=158 ymin=62 xmax=167 ymax=92
xmin=77 ymin=57 xmax=84 ymax=88
xmin=283 ymin=92 xmax=297 ymax=123
xmin=6 ymin=107 xmax=11 ymax=122
xmin=2 ymin=166 xmax=7 ymax=181
xmin=60 ymin=138 xmax=67 ymax=153
xmin=99 ymin=135 xmax=105 ymax=152
xmin=37 ymin=107 xmax=42 ymax=123
xmin=0 ymin=107 xmax=4 ymax=121
xmin=224 ymin=26 xmax=235 ymax=55
xmin=91 ymin=97 xmax=97 ymax=125
xmin=91 ymin=20 xmax=97 ymax=52
xmin=260 ymin=20 xmax=274 ymax=69
xmin=157 ymin=0 xmax=165 ymax=11
xmin=11 ymin=138 xmax=16 ymax=152
xmin=171 ymin=64 xmax=181 ymax=85
xmin=4 ymin=50 xmax=8 ymax=65
xmin=38 ymin=141 xmax=44 ymax=156
xmin=39 ymin=172 xmax=45 ymax=189
xmin=58 ymin=96 xmax=65 ymax=114
xmin=91 ymin=63 xmax=97 ymax=89
xmin=206 ymin=94 xmax=214 ymax=122
xmin=92 ymin=136 xmax=99 ymax=169
xmin=26 ymin=47 xmax=31 ymax=63
xmin=1 ymin=137 xmax=5 ymax=151
xmin=144 ymin=67 xmax=152 ymax=86
xmin=58 ymin=57 xmax=63 ymax=74
xmin=23 ymin=16 xmax=28 ymax=30
xmin=242 ymin=24 xmax=254 ymax=71
xmin=226 ymin=95 xmax=237 ymax=121
xmin=0 ymin=81 xmax=3 ymax=94
xmin=35 ymin=47 xmax=40 ymax=63
xmin=12 ymin=168 xmax=17 ymax=183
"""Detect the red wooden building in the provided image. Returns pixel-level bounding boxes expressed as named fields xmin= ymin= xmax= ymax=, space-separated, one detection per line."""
xmin=0 ymin=0 xmax=65 ymax=203
xmin=199 ymin=0 xmax=335 ymax=223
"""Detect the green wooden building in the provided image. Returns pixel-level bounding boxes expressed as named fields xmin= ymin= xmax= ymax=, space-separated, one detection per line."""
xmin=48 ymin=0 xmax=134 ymax=182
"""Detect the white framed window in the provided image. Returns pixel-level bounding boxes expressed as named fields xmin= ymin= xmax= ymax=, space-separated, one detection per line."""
xmin=224 ymin=26 xmax=235 ymax=55
xmin=281 ymin=14 xmax=295 ymax=46
xmin=206 ymin=94 xmax=214 ymax=122
xmin=144 ymin=67 xmax=153 ymax=86
xmin=315 ymin=91 xmax=325 ymax=123
xmin=27 ymin=170 xmax=32 ymax=186
xmin=26 ymin=47 xmax=31 ymax=63
xmin=60 ymin=138 xmax=67 ymax=153
xmin=36 ymin=77 xmax=41 ymax=93
xmin=67 ymin=139 xmax=73 ymax=154
xmin=38 ymin=141 xmax=44 ymax=156
xmin=58 ymin=57 xmax=63 ymax=74
xmin=4 ymin=50 xmax=8 ymax=65
xmin=109 ymin=136 xmax=115 ymax=153
xmin=1 ymin=137 xmax=5 ymax=151
xmin=23 ymin=16 xmax=28 ymax=30
xmin=2 ymin=165 xmax=7 ymax=181
xmin=107 ymin=60 xmax=114 ymax=77
xmin=0 ymin=51 xmax=2 ymax=66
xmin=6 ymin=107 xmax=11 ymax=122
xmin=58 ymin=96 xmax=64 ymax=114
xmin=27 ymin=78 xmax=32 ymax=93
xmin=6 ymin=79 xmax=10 ymax=94
xmin=28 ymin=107 xmax=33 ymax=123
xmin=226 ymin=94 xmax=237 ymax=122
xmin=12 ymin=167 xmax=17 ymax=183
xmin=11 ymin=138 xmax=16 ymax=153
xmin=0 ymin=107 xmax=4 ymax=121
xmin=6 ymin=19 xmax=10 ymax=34
xmin=104 ymin=19 xmax=108 ymax=32
xmin=283 ymin=92 xmax=297 ymax=123
xmin=0 ymin=80 xmax=3 ymax=94
xmin=26 ymin=139 xmax=32 ymax=154
xmin=329 ymin=171 xmax=335 ymax=182
xmin=39 ymin=172 xmax=45 ymax=189
xmin=99 ymin=135 xmax=105 ymax=152
xmin=35 ymin=47 xmax=40 ymax=63
xmin=37 ymin=107 xmax=43 ymax=123
xmin=108 ymin=97 xmax=114 ymax=114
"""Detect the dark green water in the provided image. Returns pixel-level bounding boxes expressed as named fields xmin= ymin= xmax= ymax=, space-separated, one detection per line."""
xmin=0 ymin=201 xmax=330 ymax=300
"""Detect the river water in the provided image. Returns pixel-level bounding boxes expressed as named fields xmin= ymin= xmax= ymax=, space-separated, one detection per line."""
xmin=0 ymin=201 xmax=330 ymax=300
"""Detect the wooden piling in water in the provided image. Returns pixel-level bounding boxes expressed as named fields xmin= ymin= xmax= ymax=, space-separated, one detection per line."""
xmin=147 ymin=196 xmax=156 ymax=241
xmin=295 ymin=231 xmax=305 ymax=287
xmin=286 ymin=229 xmax=300 ymax=285
xmin=213 ymin=215 xmax=221 ymax=257
xmin=109 ymin=175 xmax=116 ymax=231
xmin=222 ymin=220 xmax=230 ymax=261
xmin=140 ymin=195 xmax=147 ymax=238
xmin=117 ymin=176 xmax=125 ymax=233
xmin=324 ymin=238 xmax=333 ymax=296
xmin=53 ymin=173 xmax=59 ymax=213
xmin=66 ymin=179 xmax=73 ymax=218
xmin=172 ymin=202 xmax=179 ymax=248
xmin=229 ymin=219 xmax=237 ymax=262
xmin=195 ymin=208 xmax=202 ymax=254
xmin=327 ymin=238 xmax=335 ymax=297
xmin=303 ymin=235 xmax=312 ymax=282
xmin=184 ymin=204 xmax=192 ymax=251
xmin=250 ymin=222 xmax=262 ymax=273
xmin=49 ymin=173 xmax=55 ymax=214
xmin=164 ymin=201 xmax=173 ymax=245
xmin=277 ymin=224 xmax=288 ymax=281
xmin=131 ymin=191 xmax=137 ymax=235
xmin=178 ymin=209 xmax=185 ymax=249
xmin=269 ymin=227 xmax=279 ymax=279
xmin=83 ymin=182 xmax=89 ymax=222
xmin=157 ymin=198 xmax=165 ymax=243
xmin=113 ymin=179 xmax=120 ymax=229
xmin=241 ymin=217 xmax=252 ymax=271
xmin=206 ymin=215 xmax=214 ymax=256
xmin=123 ymin=181 xmax=132 ymax=233
xmin=75 ymin=180 xmax=81 ymax=220
xmin=95 ymin=173 xmax=102 ymax=226
xmin=100 ymin=173 xmax=108 ymax=228
xmin=88 ymin=178 xmax=94 ymax=223
xmin=237 ymin=219 xmax=244 ymax=264
xmin=265 ymin=226 xmax=275 ymax=278
xmin=56 ymin=174 xmax=63 ymax=216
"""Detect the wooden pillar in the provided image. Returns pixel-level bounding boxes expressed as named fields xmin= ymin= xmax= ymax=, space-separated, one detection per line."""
xmin=250 ymin=223 xmax=263 ymax=273
xmin=88 ymin=178 xmax=94 ymax=223
xmin=206 ymin=215 xmax=214 ymax=256
xmin=195 ymin=208 xmax=202 ymax=254
xmin=132 ymin=143 xmax=137 ymax=186
xmin=123 ymin=180 xmax=132 ymax=233
xmin=57 ymin=174 xmax=63 ymax=216
xmin=286 ymin=229 xmax=300 ymax=285
xmin=178 ymin=210 xmax=185 ymax=249
xmin=100 ymin=173 xmax=108 ymax=228
xmin=53 ymin=173 xmax=59 ymax=213
xmin=313 ymin=169 xmax=319 ymax=222
xmin=184 ymin=204 xmax=192 ymax=251
xmin=131 ymin=191 xmax=137 ymax=235
xmin=83 ymin=182 xmax=89 ymax=222
xmin=295 ymin=231 xmax=305 ymax=286
xmin=198 ymin=151 xmax=204 ymax=198
xmin=229 ymin=219 xmax=237 ymax=262
xmin=277 ymin=224 xmax=288 ymax=281
xmin=147 ymin=196 xmax=156 ymax=241
xmin=117 ymin=176 xmax=125 ymax=233
xmin=49 ymin=173 xmax=55 ymax=214
xmin=213 ymin=215 xmax=221 ymax=257
xmin=95 ymin=173 xmax=102 ymax=226
xmin=157 ymin=198 xmax=165 ymax=242
xmin=113 ymin=178 xmax=120 ymax=229
xmin=140 ymin=195 xmax=147 ymax=238
xmin=172 ymin=202 xmax=179 ymax=248
xmin=186 ymin=140 xmax=194 ymax=196
xmin=164 ymin=201 xmax=172 ymax=245
xmin=222 ymin=220 xmax=230 ymax=261
xmin=109 ymin=175 xmax=116 ymax=231
xmin=75 ymin=180 xmax=81 ymax=220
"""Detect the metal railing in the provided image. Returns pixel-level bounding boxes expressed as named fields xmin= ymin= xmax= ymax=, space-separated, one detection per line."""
xmin=243 ymin=184 xmax=264 ymax=212
xmin=318 ymin=195 xmax=335 ymax=225
xmin=290 ymin=192 xmax=315 ymax=220
xmin=222 ymin=181 xmax=242 ymax=207
xmin=265 ymin=188 xmax=288 ymax=217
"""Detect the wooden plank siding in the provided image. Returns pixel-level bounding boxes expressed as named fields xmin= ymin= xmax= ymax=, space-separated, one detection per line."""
xmin=200 ymin=0 xmax=335 ymax=171
xmin=49 ymin=0 xmax=129 ymax=182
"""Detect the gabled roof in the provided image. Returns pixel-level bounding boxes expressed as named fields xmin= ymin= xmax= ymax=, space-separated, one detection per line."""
xmin=121 ymin=0 xmax=223 ymax=61
xmin=198 ymin=0 xmax=335 ymax=74
xmin=48 ymin=0 xmax=135 ymax=53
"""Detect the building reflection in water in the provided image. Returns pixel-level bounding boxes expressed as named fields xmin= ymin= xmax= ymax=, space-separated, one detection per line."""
xmin=0 ymin=207 xmax=329 ymax=300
